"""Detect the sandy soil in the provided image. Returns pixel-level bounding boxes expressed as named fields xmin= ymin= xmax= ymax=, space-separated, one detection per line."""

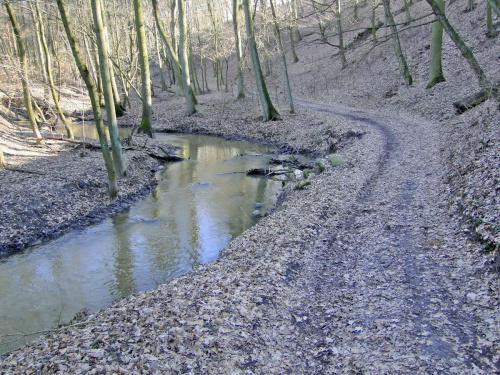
xmin=1 ymin=0 xmax=499 ymax=372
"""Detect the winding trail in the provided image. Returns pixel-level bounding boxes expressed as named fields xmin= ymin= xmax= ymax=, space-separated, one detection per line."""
xmin=282 ymin=100 xmax=498 ymax=372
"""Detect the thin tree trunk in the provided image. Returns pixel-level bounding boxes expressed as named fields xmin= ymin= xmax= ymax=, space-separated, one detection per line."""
xmin=404 ymin=0 xmax=412 ymax=24
xmin=5 ymin=2 xmax=43 ymax=143
xmin=178 ymin=0 xmax=197 ymax=115
xmin=189 ymin=36 xmax=201 ymax=94
xmin=0 ymin=143 xmax=5 ymax=168
xmin=372 ymin=0 xmax=379 ymax=43
xmin=99 ymin=0 xmax=124 ymax=117
xmin=35 ymin=0 xmax=74 ymax=139
xmin=134 ymin=0 xmax=154 ymax=137
xmin=288 ymin=0 xmax=299 ymax=62
xmin=270 ymin=0 xmax=294 ymax=113
xmin=291 ymin=0 xmax=302 ymax=41
xmin=426 ymin=0 xmax=445 ymax=88
xmin=224 ymin=58 xmax=229 ymax=93
xmin=382 ymin=0 xmax=413 ymax=85
xmin=154 ymin=26 xmax=168 ymax=90
xmin=152 ymin=0 xmax=188 ymax=97
xmin=28 ymin=0 xmax=48 ymax=89
xmin=336 ymin=0 xmax=347 ymax=69
xmin=203 ymin=60 xmax=209 ymax=92
xmin=215 ymin=60 xmax=220 ymax=91
xmin=465 ymin=0 xmax=475 ymax=12
xmin=486 ymin=2 xmax=493 ymax=36
xmin=488 ymin=0 xmax=500 ymax=16
xmin=219 ymin=60 xmax=225 ymax=87
xmin=200 ymin=59 xmax=206 ymax=92
xmin=56 ymin=0 xmax=118 ymax=197
xmin=91 ymin=0 xmax=125 ymax=176
xmin=170 ymin=0 xmax=177 ymax=53
xmin=289 ymin=27 xmax=299 ymax=63
xmin=84 ymin=34 xmax=105 ymax=107
xmin=233 ymin=0 xmax=245 ymax=98
xmin=243 ymin=0 xmax=280 ymax=121
xmin=109 ymin=63 xmax=125 ymax=116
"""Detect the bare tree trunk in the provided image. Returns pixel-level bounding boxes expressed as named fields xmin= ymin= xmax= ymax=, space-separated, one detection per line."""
xmin=289 ymin=27 xmax=299 ymax=63
xmin=372 ymin=0 xmax=379 ymax=43
xmin=288 ymin=0 xmax=299 ymax=62
xmin=488 ymin=0 xmax=500 ymax=16
xmin=28 ymin=0 xmax=48 ymax=89
xmin=233 ymin=0 xmax=245 ymax=99
xmin=425 ymin=0 xmax=493 ymax=91
xmin=154 ymin=26 xmax=168 ymax=90
xmin=270 ymin=0 xmax=294 ymax=113
xmin=170 ymin=0 xmax=177 ymax=52
xmin=465 ymin=0 xmax=475 ymax=12
xmin=404 ymin=0 xmax=412 ymax=24
xmin=178 ymin=0 xmax=197 ymax=115
xmin=0 ymin=143 xmax=5 ymax=168
xmin=313 ymin=1 xmax=327 ymax=43
xmin=109 ymin=63 xmax=125 ymax=116
xmin=382 ymin=0 xmax=413 ymax=85
xmin=84 ymin=34 xmax=105 ymax=107
xmin=99 ymin=0 xmax=124 ymax=117
xmin=426 ymin=0 xmax=445 ymax=88
xmin=486 ymin=2 xmax=494 ymax=36
xmin=243 ymin=0 xmax=280 ymax=121
xmin=34 ymin=0 xmax=74 ymax=139
xmin=91 ymin=0 xmax=125 ymax=176
xmin=188 ymin=33 xmax=201 ymax=94
xmin=5 ymin=1 xmax=43 ymax=143
xmin=134 ymin=0 xmax=154 ymax=137
xmin=152 ymin=0 xmax=196 ymax=103
xmin=336 ymin=0 xmax=347 ymax=69
xmin=56 ymin=0 xmax=118 ymax=197
xmin=203 ymin=60 xmax=209 ymax=92
xmin=291 ymin=0 xmax=302 ymax=41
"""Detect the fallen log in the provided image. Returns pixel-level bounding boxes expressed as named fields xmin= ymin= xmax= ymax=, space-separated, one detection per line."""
xmin=27 ymin=137 xmax=184 ymax=162
xmin=246 ymin=168 xmax=291 ymax=177
xmin=147 ymin=151 xmax=184 ymax=162
xmin=454 ymin=89 xmax=492 ymax=113
xmin=453 ymin=84 xmax=499 ymax=114
xmin=4 ymin=167 xmax=47 ymax=175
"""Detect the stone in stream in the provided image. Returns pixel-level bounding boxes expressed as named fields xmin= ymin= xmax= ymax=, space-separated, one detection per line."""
xmin=252 ymin=210 xmax=262 ymax=218
xmin=294 ymin=169 xmax=304 ymax=180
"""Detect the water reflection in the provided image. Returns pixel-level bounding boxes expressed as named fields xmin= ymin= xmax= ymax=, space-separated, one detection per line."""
xmin=0 ymin=134 xmax=280 ymax=354
xmin=111 ymin=212 xmax=137 ymax=300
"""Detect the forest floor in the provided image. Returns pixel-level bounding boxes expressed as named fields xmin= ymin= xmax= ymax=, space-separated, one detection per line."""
xmin=1 ymin=0 xmax=500 ymax=373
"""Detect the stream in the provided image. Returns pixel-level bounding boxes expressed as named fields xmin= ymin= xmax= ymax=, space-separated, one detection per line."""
xmin=0 ymin=133 xmax=283 ymax=355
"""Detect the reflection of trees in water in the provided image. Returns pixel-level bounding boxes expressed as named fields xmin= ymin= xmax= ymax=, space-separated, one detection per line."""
xmin=181 ymin=141 xmax=200 ymax=268
xmin=154 ymin=138 xmax=201 ymax=275
xmin=111 ymin=211 xmax=136 ymax=300
xmin=110 ymin=135 xmax=276 ymax=288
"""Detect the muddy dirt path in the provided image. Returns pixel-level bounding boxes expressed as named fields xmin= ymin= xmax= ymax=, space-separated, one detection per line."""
xmin=285 ymin=100 xmax=499 ymax=372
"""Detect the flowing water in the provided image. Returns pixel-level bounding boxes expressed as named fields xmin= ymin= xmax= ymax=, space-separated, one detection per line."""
xmin=0 ymin=133 xmax=283 ymax=355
